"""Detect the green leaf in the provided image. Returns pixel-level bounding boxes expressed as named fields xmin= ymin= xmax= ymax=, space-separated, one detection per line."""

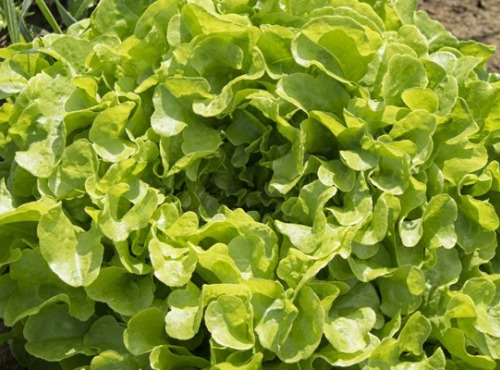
xmin=437 ymin=327 xmax=496 ymax=369
xmin=148 ymin=228 xmax=197 ymax=287
xmin=38 ymin=204 xmax=103 ymax=287
xmin=23 ymin=304 xmax=90 ymax=361
xmin=327 ymin=174 xmax=373 ymax=226
xmin=258 ymin=25 xmax=302 ymax=79
xmin=424 ymin=247 xmax=462 ymax=287
xmin=324 ymin=307 xmax=376 ymax=353
xmin=316 ymin=333 xmax=380 ymax=367
xmin=151 ymin=84 xmax=188 ymax=137
xmin=211 ymin=351 xmax=263 ymax=370
xmin=165 ymin=282 xmax=203 ymax=340
xmin=124 ymin=307 xmax=168 ymax=355
xmin=196 ymin=243 xmax=242 ymax=284
xmin=205 ymin=295 xmax=255 ymax=350
xmin=84 ymin=315 xmax=127 ymax=353
xmin=47 ymin=139 xmax=98 ymax=199
xmin=89 ymin=102 xmax=136 ymax=163
xmin=0 ymin=61 xmax=28 ymax=99
xmin=256 ymin=285 xmax=324 ymax=362
xmin=1 ymin=248 xmax=95 ymax=326
xmin=90 ymin=350 xmax=149 ymax=370
xmin=378 ymin=265 xmax=425 ymax=317
xmin=49 ymin=36 xmax=94 ymax=73
xmin=85 ymin=267 xmax=155 ymax=317
xmin=315 ymin=28 xmax=372 ymax=82
xmin=422 ymin=194 xmax=458 ymax=249
xmin=317 ymin=159 xmax=355 ymax=192
xmin=90 ymin=0 xmax=151 ymax=39
xmin=99 ymin=182 xmax=160 ymax=242
xmin=150 ymin=345 xmax=209 ymax=370
xmin=277 ymin=73 xmax=349 ymax=115
xmin=10 ymin=71 xmax=74 ymax=178
xmin=397 ymin=311 xmax=431 ymax=356
xmin=1 ymin=0 xmax=500 ymax=367
xmin=401 ymin=88 xmax=439 ymax=112
xmin=382 ymin=54 xmax=428 ymax=106
xmin=389 ymin=109 xmax=436 ymax=166
xmin=227 ymin=234 xmax=276 ymax=279
xmin=0 ymin=178 xmax=14 ymax=215
xmin=458 ymin=194 xmax=500 ymax=232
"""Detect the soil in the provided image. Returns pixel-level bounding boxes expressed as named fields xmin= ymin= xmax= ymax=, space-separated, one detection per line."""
xmin=0 ymin=320 xmax=23 ymax=370
xmin=418 ymin=0 xmax=500 ymax=72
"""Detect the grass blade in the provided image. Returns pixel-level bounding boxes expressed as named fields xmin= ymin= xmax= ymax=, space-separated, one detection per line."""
xmin=18 ymin=0 xmax=34 ymax=41
xmin=20 ymin=0 xmax=34 ymax=16
xmin=55 ymin=0 xmax=77 ymax=26
xmin=18 ymin=19 xmax=34 ymax=41
xmin=34 ymin=0 xmax=63 ymax=33
xmin=72 ymin=0 xmax=95 ymax=20
xmin=2 ymin=0 xmax=20 ymax=43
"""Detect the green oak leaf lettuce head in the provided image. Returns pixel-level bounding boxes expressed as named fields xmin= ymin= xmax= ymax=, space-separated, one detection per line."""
xmin=1 ymin=0 xmax=500 ymax=368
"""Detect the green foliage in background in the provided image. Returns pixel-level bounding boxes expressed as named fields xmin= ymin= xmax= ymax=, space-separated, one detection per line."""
xmin=1 ymin=0 xmax=500 ymax=368
xmin=0 ymin=0 xmax=96 ymax=42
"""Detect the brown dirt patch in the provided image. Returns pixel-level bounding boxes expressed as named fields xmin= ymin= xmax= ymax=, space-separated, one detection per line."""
xmin=0 ymin=320 xmax=23 ymax=370
xmin=418 ymin=0 xmax=500 ymax=72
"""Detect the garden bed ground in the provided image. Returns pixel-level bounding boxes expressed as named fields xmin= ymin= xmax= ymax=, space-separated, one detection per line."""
xmin=0 ymin=320 xmax=22 ymax=369
xmin=418 ymin=0 xmax=500 ymax=72
xmin=0 ymin=0 xmax=500 ymax=368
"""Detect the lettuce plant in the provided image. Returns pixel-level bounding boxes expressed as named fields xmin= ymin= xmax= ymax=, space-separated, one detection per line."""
xmin=1 ymin=0 xmax=500 ymax=368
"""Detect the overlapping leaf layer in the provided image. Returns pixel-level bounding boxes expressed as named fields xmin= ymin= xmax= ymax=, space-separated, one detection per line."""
xmin=1 ymin=0 xmax=500 ymax=368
